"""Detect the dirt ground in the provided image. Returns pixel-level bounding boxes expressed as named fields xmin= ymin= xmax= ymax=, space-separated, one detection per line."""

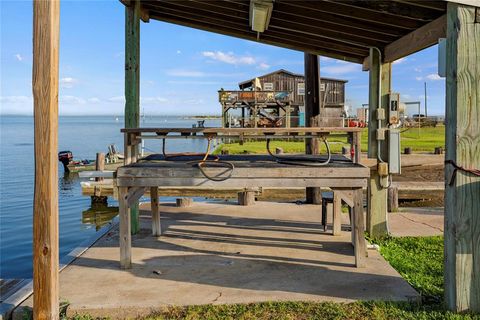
xmin=393 ymin=164 xmax=444 ymax=182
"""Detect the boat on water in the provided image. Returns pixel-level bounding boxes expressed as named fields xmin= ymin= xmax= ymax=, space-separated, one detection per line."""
xmin=58 ymin=144 xmax=124 ymax=173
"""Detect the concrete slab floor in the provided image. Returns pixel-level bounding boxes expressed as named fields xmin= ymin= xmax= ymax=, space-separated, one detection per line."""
xmin=389 ymin=207 xmax=444 ymax=237
xmin=15 ymin=201 xmax=419 ymax=319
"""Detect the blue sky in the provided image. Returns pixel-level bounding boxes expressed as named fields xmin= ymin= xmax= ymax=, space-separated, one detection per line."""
xmin=1 ymin=0 xmax=445 ymax=116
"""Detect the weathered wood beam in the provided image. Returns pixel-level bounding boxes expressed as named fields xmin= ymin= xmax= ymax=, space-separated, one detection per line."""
xmin=444 ymin=3 xmax=480 ymax=313
xmin=392 ymin=0 xmax=447 ymax=11
xmin=148 ymin=13 xmax=365 ymax=63
xmin=384 ymin=14 xmax=446 ymax=63
xmin=32 ymin=0 xmax=60 ymax=318
xmin=147 ymin=0 xmax=391 ymax=47
xmin=273 ymin=2 xmax=407 ymax=37
xmin=284 ymin=0 xmax=424 ymax=30
xmin=270 ymin=11 xmax=395 ymax=44
xmin=125 ymin=0 xmax=141 ymax=234
xmin=145 ymin=3 xmax=371 ymax=54
xmin=366 ymin=48 xmax=390 ymax=237
xmin=339 ymin=0 xmax=445 ymax=21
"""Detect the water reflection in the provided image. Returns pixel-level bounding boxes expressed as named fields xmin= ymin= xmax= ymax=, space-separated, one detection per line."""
xmin=60 ymin=171 xmax=78 ymax=194
xmin=82 ymin=204 xmax=118 ymax=231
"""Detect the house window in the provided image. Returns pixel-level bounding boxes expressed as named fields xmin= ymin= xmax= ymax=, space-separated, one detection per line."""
xmin=264 ymin=82 xmax=274 ymax=91
xmin=297 ymin=82 xmax=305 ymax=95
xmin=320 ymin=83 xmax=325 ymax=91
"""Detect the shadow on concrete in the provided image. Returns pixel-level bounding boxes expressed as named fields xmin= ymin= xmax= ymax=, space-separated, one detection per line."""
xmin=68 ymin=208 xmax=417 ymax=301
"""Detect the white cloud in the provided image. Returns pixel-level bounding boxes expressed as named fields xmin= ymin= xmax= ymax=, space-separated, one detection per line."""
xmin=257 ymin=62 xmax=270 ymax=70
xmin=108 ymin=96 xmax=125 ymax=103
xmin=176 ymin=50 xmax=182 ymax=54
xmin=140 ymin=96 xmax=168 ymax=105
xmin=183 ymin=98 xmax=205 ymax=105
xmin=166 ymin=80 xmax=223 ymax=85
xmin=320 ymin=56 xmax=333 ymax=63
xmin=166 ymin=69 xmax=245 ymax=79
xmin=60 ymin=95 xmax=86 ymax=105
xmin=14 ymin=54 xmax=23 ymax=61
xmin=0 ymin=95 xmax=32 ymax=103
xmin=415 ymin=74 xmax=443 ymax=81
xmin=60 ymin=77 xmax=77 ymax=88
xmin=426 ymin=73 xmax=442 ymax=81
xmin=202 ymin=51 xmax=256 ymax=65
xmin=167 ymin=69 xmax=206 ymax=77
xmin=88 ymin=97 xmax=101 ymax=103
xmin=393 ymin=57 xmax=407 ymax=64
xmin=322 ymin=63 xmax=360 ymax=76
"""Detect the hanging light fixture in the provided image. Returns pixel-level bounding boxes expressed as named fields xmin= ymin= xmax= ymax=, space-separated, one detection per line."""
xmin=250 ymin=0 xmax=273 ymax=33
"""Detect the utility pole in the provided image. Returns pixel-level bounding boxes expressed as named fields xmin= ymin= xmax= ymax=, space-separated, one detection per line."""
xmin=424 ymin=82 xmax=428 ymax=118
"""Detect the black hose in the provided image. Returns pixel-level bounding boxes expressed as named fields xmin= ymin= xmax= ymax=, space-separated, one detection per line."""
xmin=266 ymin=138 xmax=333 ymax=166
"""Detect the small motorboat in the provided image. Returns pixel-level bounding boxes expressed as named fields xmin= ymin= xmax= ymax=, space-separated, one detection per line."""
xmin=58 ymin=144 xmax=124 ymax=173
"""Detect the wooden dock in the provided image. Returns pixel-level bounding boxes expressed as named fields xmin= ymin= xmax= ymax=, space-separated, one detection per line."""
xmin=81 ymin=179 xmax=444 ymax=202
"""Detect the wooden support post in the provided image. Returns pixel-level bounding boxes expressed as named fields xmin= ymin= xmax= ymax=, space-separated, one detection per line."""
xmin=444 ymin=3 xmax=480 ymax=313
xmin=353 ymin=188 xmax=366 ymax=268
xmin=176 ymin=197 xmax=193 ymax=207
xmin=32 ymin=1 xmax=60 ymax=318
xmin=92 ymin=153 xmax=107 ymax=204
xmin=119 ymin=187 xmax=131 ymax=269
xmin=387 ymin=186 xmax=398 ymax=212
xmin=366 ymin=48 xmax=390 ymax=237
xmin=332 ymin=192 xmax=342 ymax=236
xmin=125 ymin=0 xmax=141 ymax=234
xmin=304 ymin=53 xmax=321 ymax=204
xmin=150 ymin=187 xmax=161 ymax=236
xmin=238 ymin=191 xmax=255 ymax=206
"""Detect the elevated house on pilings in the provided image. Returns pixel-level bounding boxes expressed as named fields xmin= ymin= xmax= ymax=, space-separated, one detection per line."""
xmin=219 ymin=69 xmax=347 ymax=128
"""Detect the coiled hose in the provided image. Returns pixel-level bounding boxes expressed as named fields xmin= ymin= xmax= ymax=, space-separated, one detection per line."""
xmin=266 ymin=138 xmax=333 ymax=166
xmin=163 ymin=138 xmax=234 ymax=182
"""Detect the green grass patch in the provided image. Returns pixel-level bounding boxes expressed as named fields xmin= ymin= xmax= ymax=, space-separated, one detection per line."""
xmin=65 ymin=236 xmax=480 ymax=320
xmin=371 ymin=236 xmax=444 ymax=303
xmin=215 ymin=126 xmax=445 ymax=155
xmin=68 ymin=301 xmax=478 ymax=320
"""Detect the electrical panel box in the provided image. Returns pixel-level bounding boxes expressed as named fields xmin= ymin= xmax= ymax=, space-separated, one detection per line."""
xmin=389 ymin=129 xmax=401 ymax=174
xmin=388 ymin=93 xmax=401 ymax=125
xmin=376 ymin=128 xmax=386 ymax=140
xmin=438 ymin=38 xmax=446 ymax=78
xmin=377 ymin=108 xmax=385 ymax=120
xmin=378 ymin=162 xmax=389 ymax=176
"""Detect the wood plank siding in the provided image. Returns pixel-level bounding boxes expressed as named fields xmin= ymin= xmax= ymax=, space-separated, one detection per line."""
xmin=237 ymin=69 xmax=347 ymax=108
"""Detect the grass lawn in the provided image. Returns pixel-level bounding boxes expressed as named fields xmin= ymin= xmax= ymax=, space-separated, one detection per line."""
xmin=67 ymin=236 xmax=479 ymax=320
xmin=215 ymin=126 xmax=445 ymax=155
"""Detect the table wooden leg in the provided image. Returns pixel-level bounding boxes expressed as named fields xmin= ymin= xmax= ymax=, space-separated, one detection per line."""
xmin=150 ymin=187 xmax=161 ymax=236
xmin=353 ymin=188 xmax=366 ymax=268
xmin=332 ymin=192 xmax=342 ymax=235
xmin=119 ymin=186 xmax=132 ymax=269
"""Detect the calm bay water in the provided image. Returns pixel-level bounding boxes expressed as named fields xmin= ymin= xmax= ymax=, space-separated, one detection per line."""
xmin=0 ymin=115 xmax=220 ymax=279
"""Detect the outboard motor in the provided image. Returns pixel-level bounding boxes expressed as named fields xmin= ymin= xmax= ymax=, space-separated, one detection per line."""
xmin=58 ymin=151 xmax=73 ymax=172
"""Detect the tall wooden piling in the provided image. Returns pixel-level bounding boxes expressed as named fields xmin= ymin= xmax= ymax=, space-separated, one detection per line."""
xmin=125 ymin=0 xmax=141 ymax=234
xmin=304 ymin=53 xmax=321 ymax=204
xmin=367 ymin=48 xmax=390 ymax=237
xmin=444 ymin=3 xmax=480 ymax=313
xmin=32 ymin=0 xmax=60 ymax=318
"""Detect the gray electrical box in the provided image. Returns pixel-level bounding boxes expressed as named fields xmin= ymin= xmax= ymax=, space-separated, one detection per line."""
xmin=389 ymin=129 xmax=401 ymax=174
